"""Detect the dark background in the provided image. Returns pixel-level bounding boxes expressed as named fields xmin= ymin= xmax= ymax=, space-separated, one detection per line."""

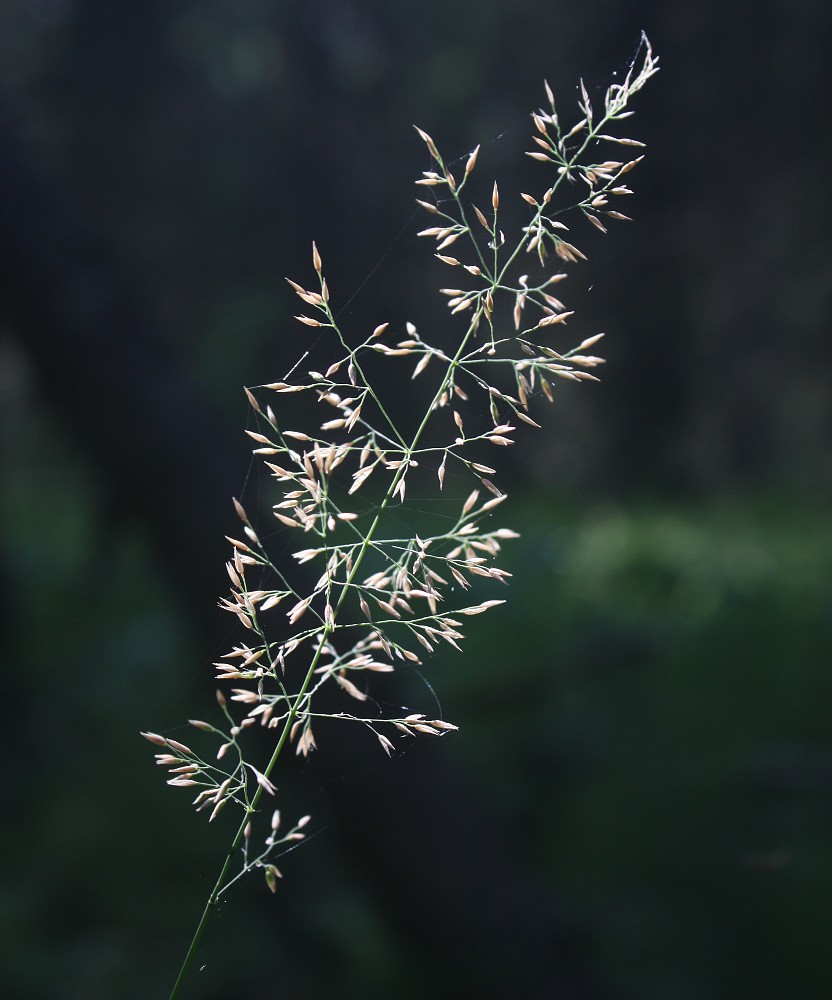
xmin=2 ymin=2 xmax=831 ymax=998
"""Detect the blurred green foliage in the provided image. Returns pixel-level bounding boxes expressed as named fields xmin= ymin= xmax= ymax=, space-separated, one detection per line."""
xmin=453 ymin=497 xmax=832 ymax=998
xmin=2 ymin=0 xmax=831 ymax=996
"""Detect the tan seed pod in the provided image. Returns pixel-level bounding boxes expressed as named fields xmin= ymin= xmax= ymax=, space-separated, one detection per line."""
xmin=336 ymin=674 xmax=368 ymax=701
xmin=414 ymin=126 xmax=439 ymax=160
xmin=412 ymin=354 xmax=431 ymax=379
xmin=140 ymin=731 xmax=167 ymax=747
xmin=464 ymin=144 xmax=480 ymax=175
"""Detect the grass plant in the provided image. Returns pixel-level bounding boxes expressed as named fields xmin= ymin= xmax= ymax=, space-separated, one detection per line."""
xmin=143 ymin=36 xmax=658 ymax=998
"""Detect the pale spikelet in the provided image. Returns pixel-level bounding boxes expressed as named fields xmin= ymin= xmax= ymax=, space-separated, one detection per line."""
xmin=576 ymin=332 xmax=605 ymax=351
xmin=209 ymin=798 xmax=228 ymax=822
xmin=481 ymin=494 xmax=507 ymax=512
xmin=408 ymin=351 xmax=432 ymax=380
xmin=287 ymin=595 xmax=312 ymax=624
xmin=336 ymin=674 xmax=368 ymax=701
xmin=437 ymin=232 xmax=461 ymax=250
xmin=459 ymin=598 xmax=506 ymax=616
xmin=375 ymin=598 xmax=402 ymax=619
xmin=296 ymin=725 xmax=317 ymax=757
xmin=413 ymin=125 xmax=439 ymax=160
xmin=462 ymin=489 xmax=479 ymax=516
xmin=565 ymin=117 xmax=587 ymax=139
xmin=243 ymin=386 xmax=261 ymax=413
xmin=260 ymin=591 xmax=287 ymax=611
xmin=141 ymin=731 xmax=167 ymax=747
xmin=249 ymin=767 xmax=277 ymax=795
xmin=245 ymin=430 xmax=274 ymax=446
xmin=619 ymin=155 xmax=644 ymax=174
xmin=295 ymin=314 xmax=324 ymax=327
xmin=464 ymin=144 xmax=480 ymax=175
xmin=538 ymin=310 xmax=575 ymax=328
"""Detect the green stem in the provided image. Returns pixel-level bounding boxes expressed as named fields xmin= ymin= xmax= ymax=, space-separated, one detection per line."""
xmin=167 ymin=840 xmax=238 ymax=999
xmin=168 ymin=622 xmax=332 ymax=1000
xmin=168 ymin=302 xmax=482 ymax=999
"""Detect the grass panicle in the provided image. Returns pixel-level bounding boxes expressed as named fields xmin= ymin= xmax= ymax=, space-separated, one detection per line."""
xmin=145 ymin=36 xmax=658 ymax=999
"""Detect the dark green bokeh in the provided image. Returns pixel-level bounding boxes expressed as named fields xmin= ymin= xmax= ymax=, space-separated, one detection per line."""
xmin=1 ymin=1 xmax=831 ymax=997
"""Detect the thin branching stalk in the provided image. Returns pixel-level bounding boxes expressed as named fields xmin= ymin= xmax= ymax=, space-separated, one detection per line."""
xmin=144 ymin=36 xmax=658 ymax=999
